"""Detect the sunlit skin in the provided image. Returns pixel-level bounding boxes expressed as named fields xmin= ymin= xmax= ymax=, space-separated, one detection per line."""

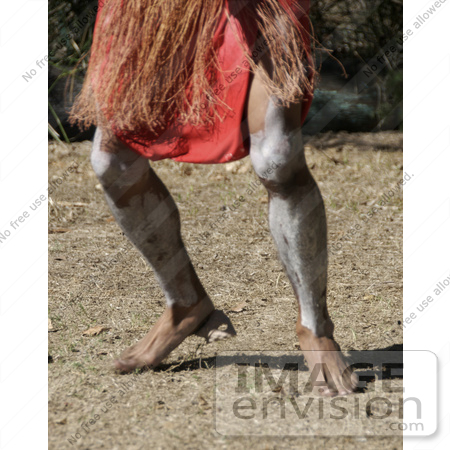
xmin=90 ymin=61 xmax=358 ymax=395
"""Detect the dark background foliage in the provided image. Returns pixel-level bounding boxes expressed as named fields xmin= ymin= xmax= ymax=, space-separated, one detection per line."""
xmin=48 ymin=0 xmax=403 ymax=141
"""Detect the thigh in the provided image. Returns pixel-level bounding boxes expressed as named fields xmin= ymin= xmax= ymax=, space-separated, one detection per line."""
xmin=93 ymin=126 xmax=134 ymax=156
xmin=246 ymin=62 xmax=303 ymax=137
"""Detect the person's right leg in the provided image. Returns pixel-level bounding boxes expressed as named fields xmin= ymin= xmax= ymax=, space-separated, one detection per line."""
xmin=91 ymin=127 xmax=235 ymax=372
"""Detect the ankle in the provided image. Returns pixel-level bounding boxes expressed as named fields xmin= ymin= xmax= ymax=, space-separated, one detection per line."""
xmin=167 ymin=297 xmax=214 ymax=322
xmin=296 ymin=319 xmax=334 ymax=341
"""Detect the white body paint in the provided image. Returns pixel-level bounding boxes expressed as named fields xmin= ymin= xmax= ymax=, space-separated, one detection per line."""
xmin=90 ymin=97 xmax=330 ymax=335
xmin=249 ymin=98 xmax=328 ymax=337
xmin=91 ymin=129 xmax=206 ymax=307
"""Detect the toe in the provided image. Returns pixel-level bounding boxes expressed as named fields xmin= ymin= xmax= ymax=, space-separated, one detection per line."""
xmin=320 ymin=387 xmax=338 ymax=397
xmin=114 ymin=358 xmax=141 ymax=373
xmin=114 ymin=359 xmax=131 ymax=373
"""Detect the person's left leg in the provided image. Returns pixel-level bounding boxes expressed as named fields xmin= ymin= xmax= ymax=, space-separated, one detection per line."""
xmin=246 ymin=72 xmax=358 ymax=396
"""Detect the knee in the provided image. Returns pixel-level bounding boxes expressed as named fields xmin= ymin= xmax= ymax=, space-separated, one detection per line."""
xmin=250 ymin=128 xmax=309 ymax=189
xmin=91 ymin=128 xmax=148 ymax=189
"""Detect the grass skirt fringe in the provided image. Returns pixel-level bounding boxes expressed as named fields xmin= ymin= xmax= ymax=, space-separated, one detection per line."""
xmin=70 ymin=0 xmax=316 ymax=134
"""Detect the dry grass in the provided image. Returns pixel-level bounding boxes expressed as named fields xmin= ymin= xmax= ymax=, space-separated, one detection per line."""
xmin=49 ymin=131 xmax=402 ymax=449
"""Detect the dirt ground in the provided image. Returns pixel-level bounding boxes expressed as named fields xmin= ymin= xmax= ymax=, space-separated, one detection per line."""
xmin=48 ymin=131 xmax=403 ymax=449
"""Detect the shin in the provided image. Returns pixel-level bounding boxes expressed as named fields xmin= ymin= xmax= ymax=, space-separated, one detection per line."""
xmin=249 ymin=99 xmax=333 ymax=338
xmin=91 ymin=128 xmax=208 ymax=307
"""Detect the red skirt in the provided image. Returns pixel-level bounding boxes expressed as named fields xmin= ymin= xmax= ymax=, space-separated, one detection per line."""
xmin=97 ymin=0 xmax=313 ymax=164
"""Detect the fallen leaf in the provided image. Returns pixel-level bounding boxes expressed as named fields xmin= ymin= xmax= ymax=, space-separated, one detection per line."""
xmin=229 ymin=302 xmax=247 ymax=313
xmin=211 ymin=174 xmax=228 ymax=181
xmin=55 ymin=418 xmax=67 ymax=425
xmin=225 ymin=161 xmax=241 ymax=173
xmin=58 ymin=201 xmax=89 ymax=207
xmin=199 ymin=395 xmax=211 ymax=410
xmin=48 ymin=318 xmax=60 ymax=332
xmin=49 ymin=228 xmax=71 ymax=234
xmin=259 ymin=196 xmax=268 ymax=204
xmin=237 ymin=161 xmax=252 ymax=174
xmin=82 ymin=326 xmax=110 ymax=337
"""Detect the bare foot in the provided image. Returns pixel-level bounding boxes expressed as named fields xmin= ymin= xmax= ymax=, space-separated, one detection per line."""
xmin=114 ymin=299 xmax=235 ymax=372
xmin=297 ymin=322 xmax=359 ymax=397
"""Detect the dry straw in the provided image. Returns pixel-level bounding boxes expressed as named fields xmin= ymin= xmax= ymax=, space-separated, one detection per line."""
xmin=70 ymin=0 xmax=316 ymax=135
